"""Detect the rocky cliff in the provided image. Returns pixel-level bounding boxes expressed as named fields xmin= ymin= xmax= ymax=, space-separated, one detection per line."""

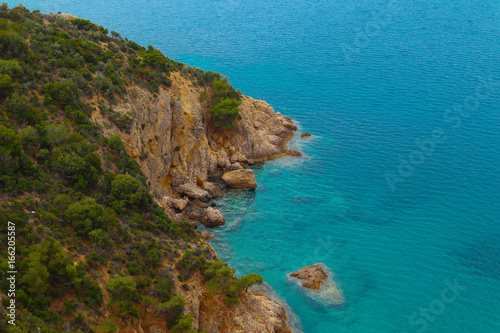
xmin=93 ymin=72 xmax=298 ymax=203
xmin=91 ymin=72 xmax=300 ymax=332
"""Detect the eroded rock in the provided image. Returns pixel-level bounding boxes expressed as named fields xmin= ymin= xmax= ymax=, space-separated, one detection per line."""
xmin=222 ymin=169 xmax=257 ymax=189
xmin=178 ymin=183 xmax=211 ymax=201
xmin=200 ymin=207 xmax=226 ymax=227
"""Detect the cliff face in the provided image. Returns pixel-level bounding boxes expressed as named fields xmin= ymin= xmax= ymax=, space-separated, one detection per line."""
xmin=91 ymin=73 xmax=299 ymax=332
xmin=178 ymin=273 xmax=291 ymax=333
xmin=93 ymin=73 xmax=298 ymax=203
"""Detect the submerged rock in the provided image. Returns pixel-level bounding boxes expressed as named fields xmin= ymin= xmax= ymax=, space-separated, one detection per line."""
xmin=222 ymin=169 xmax=257 ymax=189
xmin=200 ymin=207 xmax=226 ymax=227
xmin=300 ymin=132 xmax=311 ymax=137
xmin=287 ymin=263 xmax=345 ymax=307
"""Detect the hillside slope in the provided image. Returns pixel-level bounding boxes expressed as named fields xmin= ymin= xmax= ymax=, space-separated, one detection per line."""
xmin=0 ymin=5 xmax=299 ymax=333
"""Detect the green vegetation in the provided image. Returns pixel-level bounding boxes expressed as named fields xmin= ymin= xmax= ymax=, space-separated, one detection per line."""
xmin=208 ymin=77 xmax=242 ymax=129
xmin=0 ymin=4 xmax=262 ymax=332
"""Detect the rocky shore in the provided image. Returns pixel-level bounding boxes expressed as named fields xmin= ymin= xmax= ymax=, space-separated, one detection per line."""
xmin=92 ymin=72 xmax=302 ymax=332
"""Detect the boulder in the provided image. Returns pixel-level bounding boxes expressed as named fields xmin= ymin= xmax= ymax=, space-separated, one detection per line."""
xmin=194 ymin=199 xmax=208 ymax=208
xmin=221 ymin=169 xmax=257 ymax=189
xmin=197 ymin=179 xmax=222 ymax=198
xmin=199 ymin=207 xmax=226 ymax=227
xmin=210 ymin=201 xmax=217 ymax=207
xmin=283 ymin=121 xmax=298 ymax=130
xmin=201 ymin=232 xmax=214 ymax=239
xmin=287 ymin=149 xmax=302 ymax=157
xmin=215 ymin=150 xmax=231 ymax=169
xmin=177 ymin=183 xmax=211 ymax=201
xmin=169 ymin=197 xmax=189 ymax=211
xmin=301 ymin=132 xmax=312 ymax=137
xmin=188 ymin=211 xmax=202 ymax=220
xmin=288 ymin=263 xmax=345 ymax=307
xmin=289 ymin=264 xmax=327 ymax=290
xmin=230 ymin=152 xmax=248 ymax=164
xmin=230 ymin=162 xmax=244 ymax=170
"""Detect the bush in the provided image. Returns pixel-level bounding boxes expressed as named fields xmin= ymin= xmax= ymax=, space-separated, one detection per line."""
xmin=160 ymin=295 xmax=186 ymax=327
xmin=0 ymin=124 xmax=22 ymax=174
xmin=209 ymin=98 xmax=241 ymax=129
xmin=46 ymin=79 xmax=78 ymax=107
xmin=0 ymin=30 xmax=29 ymax=58
xmin=155 ymin=276 xmax=174 ymax=302
xmin=0 ymin=73 xmax=13 ymax=99
xmin=111 ymin=174 xmax=146 ymax=207
xmin=107 ymin=134 xmax=125 ymax=151
xmin=6 ymin=92 xmax=30 ymax=118
xmin=65 ymin=198 xmax=114 ymax=235
xmin=89 ymin=228 xmax=114 ymax=248
xmin=0 ymin=59 xmax=23 ymax=77
xmin=106 ymin=276 xmax=138 ymax=301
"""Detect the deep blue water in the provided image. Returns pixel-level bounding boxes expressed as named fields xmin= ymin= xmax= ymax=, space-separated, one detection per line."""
xmin=12 ymin=0 xmax=500 ymax=331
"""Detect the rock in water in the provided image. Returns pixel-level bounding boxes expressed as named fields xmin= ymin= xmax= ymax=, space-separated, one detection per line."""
xmin=300 ymin=132 xmax=311 ymax=137
xmin=177 ymin=183 xmax=211 ymax=201
xmin=287 ymin=263 xmax=345 ymax=307
xmin=201 ymin=232 xmax=214 ymax=239
xmin=200 ymin=207 xmax=226 ymax=227
xmin=221 ymin=169 xmax=257 ymax=189
xmin=289 ymin=264 xmax=327 ymax=290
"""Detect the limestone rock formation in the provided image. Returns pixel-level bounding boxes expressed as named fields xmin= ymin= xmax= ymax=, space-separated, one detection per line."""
xmin=222 ymin=169 xmax=257 ymax=189
xmin=200 ymin=207 xmax=226 ymax=227
xmin=94 ymin=73 xmax=299 ymax=204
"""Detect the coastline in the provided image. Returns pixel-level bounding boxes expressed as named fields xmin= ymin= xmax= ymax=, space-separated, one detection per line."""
xmin=92 ymin=72 xmax=304 ymax=331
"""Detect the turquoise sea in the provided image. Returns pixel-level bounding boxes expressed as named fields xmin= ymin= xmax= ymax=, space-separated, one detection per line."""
xmin=11 ymin=0 xmax=500 ymax=332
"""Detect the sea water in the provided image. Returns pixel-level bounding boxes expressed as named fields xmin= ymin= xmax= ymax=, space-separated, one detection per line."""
xmin=12 ymin=0 xmax=500 ymax=331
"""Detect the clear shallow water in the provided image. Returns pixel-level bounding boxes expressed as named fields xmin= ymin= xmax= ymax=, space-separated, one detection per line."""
xmin=12 ymin=0 xmax=500 ymax=331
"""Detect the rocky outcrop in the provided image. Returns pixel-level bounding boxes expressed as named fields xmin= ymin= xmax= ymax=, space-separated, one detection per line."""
xmin=92 ymin=72 xmax=298 ymax=203
xmin=287 ymin=263 xmax=345 ymax=307
xmin=289 ymin=264 xmax=327 ymax=290
xmin=198 ymin=289 xmax=292 ymax=333
xmin=200 ymin=207 xmax=226 ymax=227
xmin=222 ymin=169 xmax=257 ymax=189
xmin=300 ymin=132 xmax=311 ymax=137
xmin=91 ymin=72 xmax=300 ymax=332
xmin=178 ymin=273 xmax=299 ymax=333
